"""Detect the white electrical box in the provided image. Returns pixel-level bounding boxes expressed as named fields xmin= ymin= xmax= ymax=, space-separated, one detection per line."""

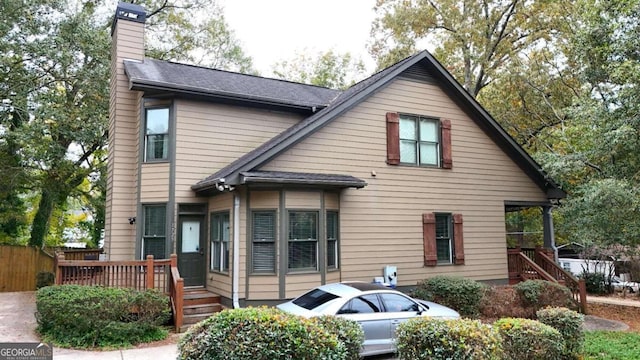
xmin=383 ymin=265 xmax=397 ymax=288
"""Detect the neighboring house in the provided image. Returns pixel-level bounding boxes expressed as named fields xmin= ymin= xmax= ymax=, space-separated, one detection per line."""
xmin=106 ymin=2 xmax=565 ymax=306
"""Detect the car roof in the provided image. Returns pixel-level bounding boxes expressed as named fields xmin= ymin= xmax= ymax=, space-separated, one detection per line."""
xmin=313 ymin=281 xmax=389 ymax=297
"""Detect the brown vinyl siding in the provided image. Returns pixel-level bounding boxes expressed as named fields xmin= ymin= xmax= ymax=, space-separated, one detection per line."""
xmin=174 ymin=101 xmax=302 ymax=204
xmin=106 ymin=20 xmax=144 ymax=260
xmin=259 ymin=78 xmax=547 ymax=285
xmin=140 ymin=163 xmax=169 ymax=202
xmin=285 ymin=274 xmax=322 ymax=299
xmin=285 ymin=191 xmax=321 ymax=209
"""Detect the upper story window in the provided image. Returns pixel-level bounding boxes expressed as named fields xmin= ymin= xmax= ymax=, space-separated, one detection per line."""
xmin=145 ymin=108 xmax=169 ymax=162
xmin=400 ymin=115 xmax=440 ymax=166
xmin=386 ymin=112 xmax=452 ymax=169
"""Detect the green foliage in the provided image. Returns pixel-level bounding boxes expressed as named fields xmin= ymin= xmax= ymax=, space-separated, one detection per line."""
xmin=494 ymin=318 xmax=564 ymax=360
xmin=537 ymin=307 xmax=584 ymax=359
xmin=272 ymin=49 xmax=366 ymax=89
xmin=580 ymin=272 xmax=610 ymax=295
xmin=396 ymin=317 xmax=502 ymax=360
xmin=584 ymin=331 xmax=640 ymax=360
xmin=178 ymin=307 xmax=349 ymax=360
xmin=514 ymin=280 xmax=576 ymax=315
xmin=35 ymin=272 xmax=54 ymax=289
xmin=312 ymin=315 xmax=364 ymax=360
xmin=35 ymin=285 xmax=170 ymax=348
xmin=412 ymin=275 xmax=486 ymax=317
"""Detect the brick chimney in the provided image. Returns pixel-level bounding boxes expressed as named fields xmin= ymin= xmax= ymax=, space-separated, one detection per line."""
xmin=105 ymin=2 xmax=146 ymax=260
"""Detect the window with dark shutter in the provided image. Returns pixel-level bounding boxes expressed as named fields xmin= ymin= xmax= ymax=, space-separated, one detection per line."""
xmin=423 ymin=212 xmax=464 ymax=266
xmin=252 ymin=211 xmax=276 ymax=273
xmin=386 ymin=112 xmax=400 ymax=165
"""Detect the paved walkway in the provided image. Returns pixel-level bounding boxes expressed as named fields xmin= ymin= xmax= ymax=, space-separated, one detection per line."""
xmin=0 ymin=292 xmax=178 ymax=359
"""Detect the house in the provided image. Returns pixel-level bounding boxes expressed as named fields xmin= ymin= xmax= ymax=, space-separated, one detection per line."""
xmin=106 ymin=2 xmax=566 ymax=307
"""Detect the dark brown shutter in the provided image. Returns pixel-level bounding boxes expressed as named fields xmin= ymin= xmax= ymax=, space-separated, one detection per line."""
xmin=441 ymin=119 xmax=452 ymax=169
xmin=386 ymin=112 xmax=400 ymax=165
xmin=423 ymin=213 xmax=437 ymax=266
xmin=453 ymin=213 xmax=465 ymax=265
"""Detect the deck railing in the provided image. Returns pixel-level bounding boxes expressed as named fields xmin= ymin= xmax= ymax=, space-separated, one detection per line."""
xmin=169 ymin=254 xmax=184 ymax=331
xmin=55 ymin=253 xmax=185 ymax=329
xmin=534 ymin=248 xmax=588 ymax=312
xmin=507 ymin=247 xmax=588 ymax=313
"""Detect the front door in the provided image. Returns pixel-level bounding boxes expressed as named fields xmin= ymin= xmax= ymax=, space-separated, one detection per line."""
xmin=178 ymin=215 xmax=205 ymax=286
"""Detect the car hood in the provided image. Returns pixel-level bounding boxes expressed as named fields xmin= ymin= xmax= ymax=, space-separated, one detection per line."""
xmin=416 ymin=300 xmax=461 ymax=319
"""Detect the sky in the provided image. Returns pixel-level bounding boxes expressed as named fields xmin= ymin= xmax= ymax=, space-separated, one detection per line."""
xmin=219 ymin=0 xmax=378 ymax=76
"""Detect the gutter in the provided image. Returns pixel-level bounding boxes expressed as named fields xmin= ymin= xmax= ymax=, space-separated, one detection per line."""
xmin=232 ymin=194 xmax=240 ymax=308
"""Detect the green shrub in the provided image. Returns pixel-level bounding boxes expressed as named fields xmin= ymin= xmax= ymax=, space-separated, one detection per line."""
xmin=396 ymin=317 xmax=502 ymax=360
xmin=178 ymin=307 xmax=347 ymax=360
xmin=537 ymin=307 xmax=584 ymax=359
xmin=35 ymin=272 xmax=54 ymax=289
xmin=36 ymin=285 xmax=170 ymax=348
xmin=412 ymin=275 xmax=486 ymax=317
xmin=580 ymin=272 xmax=609 ymax=294
xmin=312 ymin=315 xmax=364 ymax=360
xmin=494 ymin=318 xmax=564 ymax=360
xmin=513 ymin=280 xmax=576 ymax=317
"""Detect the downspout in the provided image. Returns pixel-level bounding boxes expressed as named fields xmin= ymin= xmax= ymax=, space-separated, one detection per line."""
xmin=233 ymin=194 xmax=241 ymax=308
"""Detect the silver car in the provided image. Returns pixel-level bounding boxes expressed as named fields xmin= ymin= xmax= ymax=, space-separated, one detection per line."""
xmin=277 ymin=281 xmax=460 ymax=357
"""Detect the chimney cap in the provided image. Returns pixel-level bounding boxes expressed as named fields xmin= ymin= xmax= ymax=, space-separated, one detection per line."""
xmin=112 ymin=2 xmax=146 ymax=35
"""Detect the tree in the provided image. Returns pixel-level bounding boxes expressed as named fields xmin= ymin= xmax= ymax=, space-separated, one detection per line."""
xmin=0 ymin=0 xmax=255 ymax=247
xmin=369 ymin=0 xmax=571 ymax=97
xmin=272 ymin=49 xmax=366 ymax=90
xmin=542 ymin=0 xmax=640 ymax=246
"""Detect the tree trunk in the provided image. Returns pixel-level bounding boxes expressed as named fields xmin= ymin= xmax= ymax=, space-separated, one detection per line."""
xmin=29 ymin=188 xmax=57 ymax=247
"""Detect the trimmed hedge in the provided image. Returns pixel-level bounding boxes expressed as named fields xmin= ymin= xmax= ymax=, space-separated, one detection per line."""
xmin=396 ymin=317 xmax=502 ymax=360
xmin=36 ymin=285 xmax=170 ymax=348
xmin=178 ymin=307 xmax=363 ymax=360
xmin=513 ymin=280 xmax=576 ymax=316
xmin=312 ymin=315 xmax=364 ymax=360
xmin=494 ymin=318 xmax=564 ymax=360
xmin=537 ymin=307 xmax=584 ymax=359
xmin=412 ymin=275 xmax=486 ymax=317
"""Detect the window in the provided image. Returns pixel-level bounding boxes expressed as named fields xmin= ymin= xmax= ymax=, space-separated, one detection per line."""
xmin=292 ymin=288 xmax=339 ymax=310
xmin=288 ymin=211 xmax=318 ymax=271
xmin=210 ymin=212 xmax=230 ymax=272
xmin=400 ymin=115 xmax=440 ymax=166
xmin=338 ymin=295 xmax=382 ymax=314
xmin=145 ymin=108 xmax=169 ymax=161
xmin=326 ymin=211 xmax=339 ymax=269
xmin=252 ymin=211 xmax=276 ymax=273
xmin=379 ymin=293 xmax=420 ymax=312
xmin=436 ymin=214 xmax=453 ymax=264
xmin=423 ymin=212 xmax=464 ymax=266
xmin=142 ymin=205 xmax=166 ymax=259
xmin=386 ymin=112 xmax=452 ymax=168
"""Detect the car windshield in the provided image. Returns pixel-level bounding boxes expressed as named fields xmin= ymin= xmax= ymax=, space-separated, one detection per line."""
xmin=292 ymin=289 xmax=340 ymax=310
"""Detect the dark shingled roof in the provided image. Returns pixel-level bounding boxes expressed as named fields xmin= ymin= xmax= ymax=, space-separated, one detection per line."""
xmin=124 ymin=58 xmax=340 ymax=110
xmin=240 ymin=171 xmax=366 ymax=188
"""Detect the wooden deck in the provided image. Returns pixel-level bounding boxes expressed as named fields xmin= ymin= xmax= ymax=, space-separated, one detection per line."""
xmin=55 ymin=254 xmax=202 ymax=331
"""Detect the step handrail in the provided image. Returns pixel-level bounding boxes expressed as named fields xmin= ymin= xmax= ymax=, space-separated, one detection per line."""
xmin=169 ymin=254 xmax=184 ymax=332
xmin=535 ymin=249 xmax=587 ymax=313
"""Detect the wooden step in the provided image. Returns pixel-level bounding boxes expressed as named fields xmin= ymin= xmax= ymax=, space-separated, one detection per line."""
xmin=183 ymin=303 xmax=223 ymax=315
xmin=182 ymin=312 xmax=213 ymax=325
xmin=183 ymin=291 xmax=221 ymax=306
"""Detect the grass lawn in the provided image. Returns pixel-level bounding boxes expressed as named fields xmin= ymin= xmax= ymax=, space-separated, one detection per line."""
xmin=585 ymin=331 xmax=640 ymax=360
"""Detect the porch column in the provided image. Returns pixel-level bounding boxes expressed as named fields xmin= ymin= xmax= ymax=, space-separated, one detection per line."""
xmin=542 ymin=205 xmax=555 ymax=251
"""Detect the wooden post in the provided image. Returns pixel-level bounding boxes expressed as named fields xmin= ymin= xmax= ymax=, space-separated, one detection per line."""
xmin=146 ymin=255 xmax=154 ymax=289
xmin=55 ymin=254 xmax=64 ymax=285
xmin=170 ymin=253 xmax=177 ymax=268
xmin=175 ymin=277 xmax=184 ymax=332
xmin=579 ymin=278 xmax=588 ymax=314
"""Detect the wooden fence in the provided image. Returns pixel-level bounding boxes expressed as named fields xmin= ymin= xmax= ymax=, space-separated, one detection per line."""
xmin=0 ymin=245 xmax=55 ymax=292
